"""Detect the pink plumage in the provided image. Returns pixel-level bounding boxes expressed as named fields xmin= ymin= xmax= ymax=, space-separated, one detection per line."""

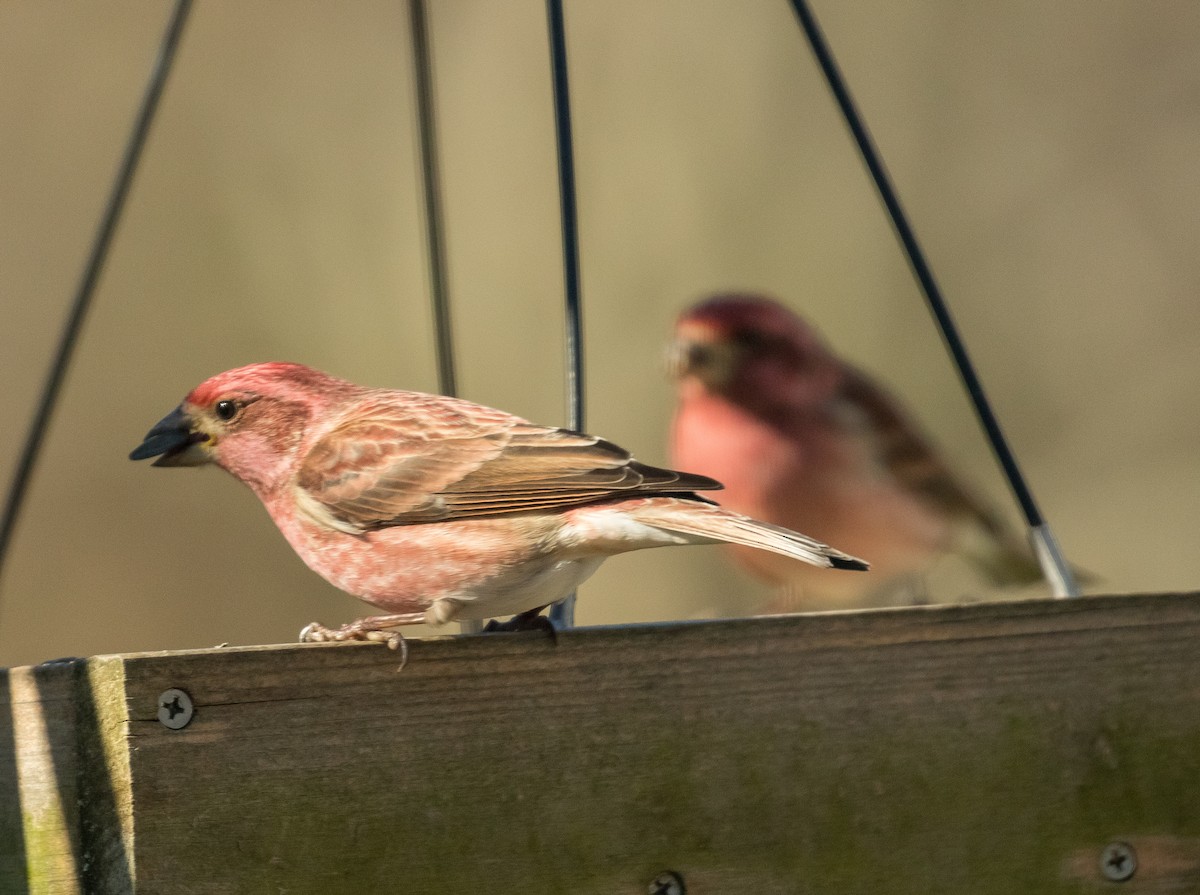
xmin=131 ymin=362 xmax=866 ymax=642
xmin=669 ymin=294 xmax=1045 ymax=611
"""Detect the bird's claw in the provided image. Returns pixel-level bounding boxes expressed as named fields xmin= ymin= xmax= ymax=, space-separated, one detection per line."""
xmin=359 ymin=629 xmax=403 ymax=648
xmin=482 ymin=606 xmax=557 ymax=640
xmin=299 ymin=621 xmax=336 ymax=643
xmin=299 ymin=621 xmax=409 ymax=670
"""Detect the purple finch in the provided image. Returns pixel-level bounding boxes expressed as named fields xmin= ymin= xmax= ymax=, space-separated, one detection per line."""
xmin=669 ymin=294 xmax=1045 ymax=610
xmin=131 ymin=362 xmax=866 ymax=641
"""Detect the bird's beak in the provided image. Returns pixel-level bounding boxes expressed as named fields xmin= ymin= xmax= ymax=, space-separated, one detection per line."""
xmin=129 ymin=405 xmax=212 ymax=467
xmin=666 ymin=333 xmax=739 ymax=389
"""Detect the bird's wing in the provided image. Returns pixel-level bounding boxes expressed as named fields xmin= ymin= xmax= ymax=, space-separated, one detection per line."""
xmin=296 ymin=393 xmax=720 ymax=528
xmin=838 ymin=365 xmax=1012 ymax=538
xmin=840 ymin=366 xmax=1053 ymax=586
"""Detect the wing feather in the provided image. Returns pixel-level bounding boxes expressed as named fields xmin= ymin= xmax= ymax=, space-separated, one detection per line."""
xmin=838 ymin=366 xmax=1009 ymax=532
xmin=296 ymin=394 xmax=720 ymax=529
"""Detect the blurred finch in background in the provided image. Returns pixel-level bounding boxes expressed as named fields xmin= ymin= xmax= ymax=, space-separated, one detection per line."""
xmin=668 ymin=294 xmax=1048 ymax=611
xmin=131 ymin=362 xmax=866 ymax=642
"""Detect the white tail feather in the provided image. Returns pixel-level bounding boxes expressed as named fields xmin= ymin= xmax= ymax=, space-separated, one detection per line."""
xmin=630 ymin=502 xmax=868 ymax=571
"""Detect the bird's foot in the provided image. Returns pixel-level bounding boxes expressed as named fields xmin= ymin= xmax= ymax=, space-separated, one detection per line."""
xmin=300 ymin=616 xmax=416 ymax=670
xmin=482 ymin=605 xmax=556 ymax=639
xmin=300 ymin=620 xmax=406 ymax=649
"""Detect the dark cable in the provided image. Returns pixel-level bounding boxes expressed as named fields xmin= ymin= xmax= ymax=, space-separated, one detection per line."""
xmin=790 ymin=0 xmax=1038 ymax=524
xmin=788 ymin=0 xmax=1078 ymax=595
xmin=408 ymin=0 xmax=457 ymax=399
xmin=0 ymin=0 xmax=193 ymax=592
xmin=546 ymin=0 xmax=585 ymax=627
xmin=409 ymin=0 xmax=483 ymax=634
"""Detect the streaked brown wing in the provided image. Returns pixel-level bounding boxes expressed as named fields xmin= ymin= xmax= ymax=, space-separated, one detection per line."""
xmin=297 ymin=394 xmax=720 ymax=529
xmin=838 ymin=365 xmax=1010 ymax=538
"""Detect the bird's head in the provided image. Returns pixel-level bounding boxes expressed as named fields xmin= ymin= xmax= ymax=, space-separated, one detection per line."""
xmin=668 ymin=294 xmax=842 ymax=415
xmin=130 ymin=362 xmax=353 ymax=494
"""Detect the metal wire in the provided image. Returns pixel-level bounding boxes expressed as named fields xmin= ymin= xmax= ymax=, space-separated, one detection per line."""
xmin=546 ymin=0 xmax=585 ymax=628
xmin=787 ymin=0 xmax=1078 ymax=597
xmin=0 ymin=0 xmax=193 ymax=594
xmin=406 ymin=0 xmax=482 ymax=634
xmin=408 ymin=0 xmax=458 ymax=400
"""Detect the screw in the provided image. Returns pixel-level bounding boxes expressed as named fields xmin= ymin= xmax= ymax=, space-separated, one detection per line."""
xmin=648 ymin=871 xmax=685 ymax=895
xmin=157 ymin=688 xmax=194 ymax=730
xmin=1100 ymin=841 xmax=1136 ymax=882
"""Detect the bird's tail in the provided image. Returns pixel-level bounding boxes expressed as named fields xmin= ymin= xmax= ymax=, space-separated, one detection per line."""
xmin=965 ymin=535 xmax=1044 ymax=586
xmin=630 ymin=501 xmax=869 ymax=571
xmin=962 ymin=530 xmax=1097 ymax=590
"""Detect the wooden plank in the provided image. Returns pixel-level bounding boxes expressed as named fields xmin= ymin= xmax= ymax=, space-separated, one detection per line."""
xmin=2 ymin=660 xmax=81 ymax=895
xmin=1 ymin=657 xmax=133 ymax=895
xmin=77 ymin=658 xmax=134 ymax=894
xmin=7 ymin=592 xmax=1200 ymax=893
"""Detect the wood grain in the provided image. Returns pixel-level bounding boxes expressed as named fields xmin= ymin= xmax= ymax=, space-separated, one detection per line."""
xmin=2 ymin=661 xmax=80 ymax=895
xmin=5 ymin=592 xmax=1200 ymax=893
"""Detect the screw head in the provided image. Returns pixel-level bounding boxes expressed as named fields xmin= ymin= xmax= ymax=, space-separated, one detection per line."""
xmin=157 ymin=688 xmax=194 ymax=729
xmin=648 ymin=871 xmax=685 ymax=895
xmin=1100 ymin=841 xmax=1136 ymax=882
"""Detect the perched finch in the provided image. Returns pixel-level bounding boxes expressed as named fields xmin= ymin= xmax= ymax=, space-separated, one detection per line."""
xmin=130 ymin=362 xmax=866 ymax=642
xmin=669 ymin=294 xmax=1047 ymax=611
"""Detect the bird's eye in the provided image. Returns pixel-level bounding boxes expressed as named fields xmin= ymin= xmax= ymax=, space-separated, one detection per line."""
xmin=215 ymin=399 xmax=239 ymax=421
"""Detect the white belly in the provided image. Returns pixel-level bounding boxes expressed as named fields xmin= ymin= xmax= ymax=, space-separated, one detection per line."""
xmin=448 ymin=555 xmax=606 ymax=621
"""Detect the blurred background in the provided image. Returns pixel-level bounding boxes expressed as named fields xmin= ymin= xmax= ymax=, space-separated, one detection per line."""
xmin=2 ymin=1 xmax=1198 ymax=668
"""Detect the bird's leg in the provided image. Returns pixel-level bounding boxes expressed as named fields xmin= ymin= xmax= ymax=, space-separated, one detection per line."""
xmin=482 ymin=605 xmax=556 ymax=637
xmin=299 ymin=613 xmax=423 ymax=652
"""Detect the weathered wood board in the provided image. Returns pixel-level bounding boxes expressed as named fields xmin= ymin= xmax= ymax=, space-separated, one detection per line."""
xmin=4 ymin=592 xmax=1200 ymax=893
